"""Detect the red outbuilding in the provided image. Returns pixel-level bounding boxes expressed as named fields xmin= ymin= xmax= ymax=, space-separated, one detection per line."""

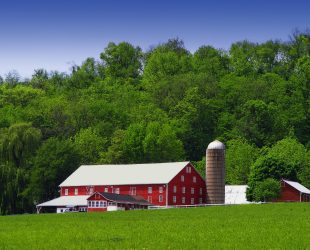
xmin=37 ymin=162 xmax=206 ymax=213
xmin=87 ymin=192 xmax=152 ymax=212
xmin=276 ymin=179 xmax=310 ymax=202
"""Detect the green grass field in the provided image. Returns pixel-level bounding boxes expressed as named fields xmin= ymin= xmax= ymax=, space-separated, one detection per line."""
xmin=0 ymin=203 xmax=309 ymax=250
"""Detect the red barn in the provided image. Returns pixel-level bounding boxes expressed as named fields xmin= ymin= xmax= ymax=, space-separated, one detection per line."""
xmin=276 ymin=179 xmax=310 ymax=202
xmin=37 ymin=162 xmax=206 ymax=213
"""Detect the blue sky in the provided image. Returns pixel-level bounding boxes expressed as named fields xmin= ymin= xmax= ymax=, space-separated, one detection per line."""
xmin=0 ymin=0 xmax=309 ymax=78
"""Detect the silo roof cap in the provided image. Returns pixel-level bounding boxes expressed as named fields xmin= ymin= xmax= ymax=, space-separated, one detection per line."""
xmin=207 ymin=140 xmax=225 ymax=150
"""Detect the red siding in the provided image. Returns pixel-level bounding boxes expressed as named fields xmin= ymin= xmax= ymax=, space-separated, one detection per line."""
xmin=168 ymin=163 xmax=206 ymax=205
xmin=61 ymin=184 xmax=167 ymax=206
xmin=276 ymin=181 xmax=310 ymax=202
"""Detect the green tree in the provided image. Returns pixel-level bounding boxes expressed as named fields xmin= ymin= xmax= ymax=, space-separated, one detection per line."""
xmin=143 ymin=122 xmax=184 ymax=162
xmin=29 ymin=138 xmax=81 ymax=203
xmin=73 ymin=127 xmax=107 ymax=164
xmin=100 ymin=42 xmax=143 ymax=80
xmin=193 ymin=45 xmax=229 ymax=78
xmin=252 ymin=178 xmax=281 ymax=202
xmin=0 ymin=123 xmax=41 ymax=167
xmin=226 ymin=138 xmax=258 ymax=184
xmin=5 ymin=70 xmax=20 ymax=86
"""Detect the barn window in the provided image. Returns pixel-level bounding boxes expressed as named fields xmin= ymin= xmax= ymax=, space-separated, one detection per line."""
xmin=88 ymin=201 xmax=91 ymax=207
xmin=148 ymin=187 xmax=152 ymax=194
xmin=193 ymin=176 xmax=196 ymax=183
xmin=173 ymin=196 xmax=177 ymax=203
xmin=91 ymin=201 xmax=95 ymax=207
xmin=148 ymin=196 xmax=152 ymax=203
xmin=191 ymin=198 xmax=195 ymax=205
xmin=159 ymin=186 xmax=163 ymax=193
xmin=188 ymin=167 xmax=191 ymax=173
xmin=182 ymin=197 xmax=185 ymax=204
xmin=159 ymin=195 xmax=163 ymax=202
xmin=130 ymin=187 xmax=136 ymax=195
xmin=99 ymin=201 xmax=104 ymax=207
xmin=74 ymin=188 xmax=78 ymax=195
xmin=191 ymin=188 xmax=195 ymax=194
xmin=96 ymin=201 xmax=99 ymax=207
xmin=199 ymin=198 xmax=203 ymax=204
xmin=114 ymin=188 xmax=120 ymax=194
xmin=64 ymin=189 xmax=68 ymax=196
xmin=200 ymin=188 xmax=203 ymax=195
xmin=104 ymin=187 xmax=108 ymax=192
xmin=181 ymin=175 xmax=184 ymax=182
xmin=173 ymin=186 xmax=177 ymax=193
xmin=182 ymin=187 xmax=186 ymax=194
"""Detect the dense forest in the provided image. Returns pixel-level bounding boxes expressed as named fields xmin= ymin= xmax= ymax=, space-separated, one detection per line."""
xmin=1 ymin=31 xmax=310 ymax=214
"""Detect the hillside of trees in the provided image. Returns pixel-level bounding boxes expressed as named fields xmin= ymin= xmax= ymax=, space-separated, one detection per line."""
xmin=1 ymin=31 xmax=310 ymax=214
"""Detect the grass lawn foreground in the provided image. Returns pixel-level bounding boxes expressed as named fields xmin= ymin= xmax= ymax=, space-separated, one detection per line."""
xmin=0 ymin=203 xmax=309 ymax=249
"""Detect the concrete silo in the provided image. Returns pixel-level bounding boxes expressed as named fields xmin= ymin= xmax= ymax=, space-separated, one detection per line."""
xmin=206 ymin=140 xmax=225 ymax=204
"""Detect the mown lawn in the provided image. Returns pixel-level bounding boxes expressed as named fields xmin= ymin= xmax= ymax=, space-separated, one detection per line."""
xmin=0 ymin=203 xmax=309 ymax=249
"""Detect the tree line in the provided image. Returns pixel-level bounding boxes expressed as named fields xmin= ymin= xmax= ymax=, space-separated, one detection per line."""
xmin=0 ymin=31 xmax=310 ymax=214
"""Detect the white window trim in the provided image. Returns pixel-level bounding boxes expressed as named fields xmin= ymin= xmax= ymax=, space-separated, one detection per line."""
xmin=173 ymin=186 xmax=177 ymax=193
xmin=159 ymin=186 xmax=163 ymax=193
xmin=114 ymin=188 xmax=120 ymax=194
xmin=159 ymin=195 xmax=163 ymax=202
xmin=148 ymin=196 xmax=152 ymax=203
xmin=74 ymin=188 xmax=78 ymax=195
xmin=191 ymin=188 xmax=195 ymax=194
xmin=193 ymin=176 xmax=197 ymax=183
xmin=181 ymin=175 xmax=184 ymax=182
xmin=173 ymin=196 xmax=177 ymax=203
xmin=130 ymin=187 xmax=136 ymax=195
xmin=182 ymin=197 xmax=185 ymax=204
xmin=64 ymin=188 xmax=68 ymax=196
xmin=148 ymin=187 xmax=152 ymax=194
xmin=182 ymin=187 xmax=186 ymax=194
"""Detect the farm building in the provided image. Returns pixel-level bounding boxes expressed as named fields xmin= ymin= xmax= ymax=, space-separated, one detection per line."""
xmin=275 ymin=179 xmax=310 ymax=202
xmin=37 ymin=162 xmax=206 ymax=213
xmin=225 ymin=185 xmax=250 ymax=204
xmin=87 ymin=192 xmax=152 ymax=212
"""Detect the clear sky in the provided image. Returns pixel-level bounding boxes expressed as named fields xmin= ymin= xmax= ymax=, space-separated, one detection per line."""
xmin=0 ymin=0 xmax=309 ymax=78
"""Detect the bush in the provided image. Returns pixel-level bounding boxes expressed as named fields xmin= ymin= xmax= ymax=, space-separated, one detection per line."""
xmin=252 ymin=178 xmax=281 ymax=202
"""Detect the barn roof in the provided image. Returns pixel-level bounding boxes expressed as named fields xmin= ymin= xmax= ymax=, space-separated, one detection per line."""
xmin=36 ymin=195 xmax=89 ymax=207
xmin=283 ymin=180 xmax=310 ymax=194
xmin=89 ymin=192 xmax=153 ymax=205
xmin=59 ymin=162 xmax=191 ymax=187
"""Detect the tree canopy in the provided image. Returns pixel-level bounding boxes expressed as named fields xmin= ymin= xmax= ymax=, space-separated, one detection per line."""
xmin=0 ymin=32 xmax=310 ymax=214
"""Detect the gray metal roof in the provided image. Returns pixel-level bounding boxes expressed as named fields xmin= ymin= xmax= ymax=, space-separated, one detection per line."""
xmin=283 ymin=180 xmax=310 ymax=194
xmin=59 ymin=162 xmax=190 ymax=187
xmin=37 ymin=195 xmax=90 ymax=207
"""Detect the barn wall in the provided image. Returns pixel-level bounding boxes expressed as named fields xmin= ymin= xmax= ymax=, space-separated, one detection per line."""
xmin=276 ymin=181 xmax=301 ymax=202
xmin=61 ymin=184 xmax=167 ymax=206
xmin=168 ymin=163 xmax=206 ymax=205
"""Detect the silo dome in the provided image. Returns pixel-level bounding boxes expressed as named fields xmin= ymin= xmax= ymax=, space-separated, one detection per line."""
xmin=207 ymin=140 xmax=225 ymax=150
